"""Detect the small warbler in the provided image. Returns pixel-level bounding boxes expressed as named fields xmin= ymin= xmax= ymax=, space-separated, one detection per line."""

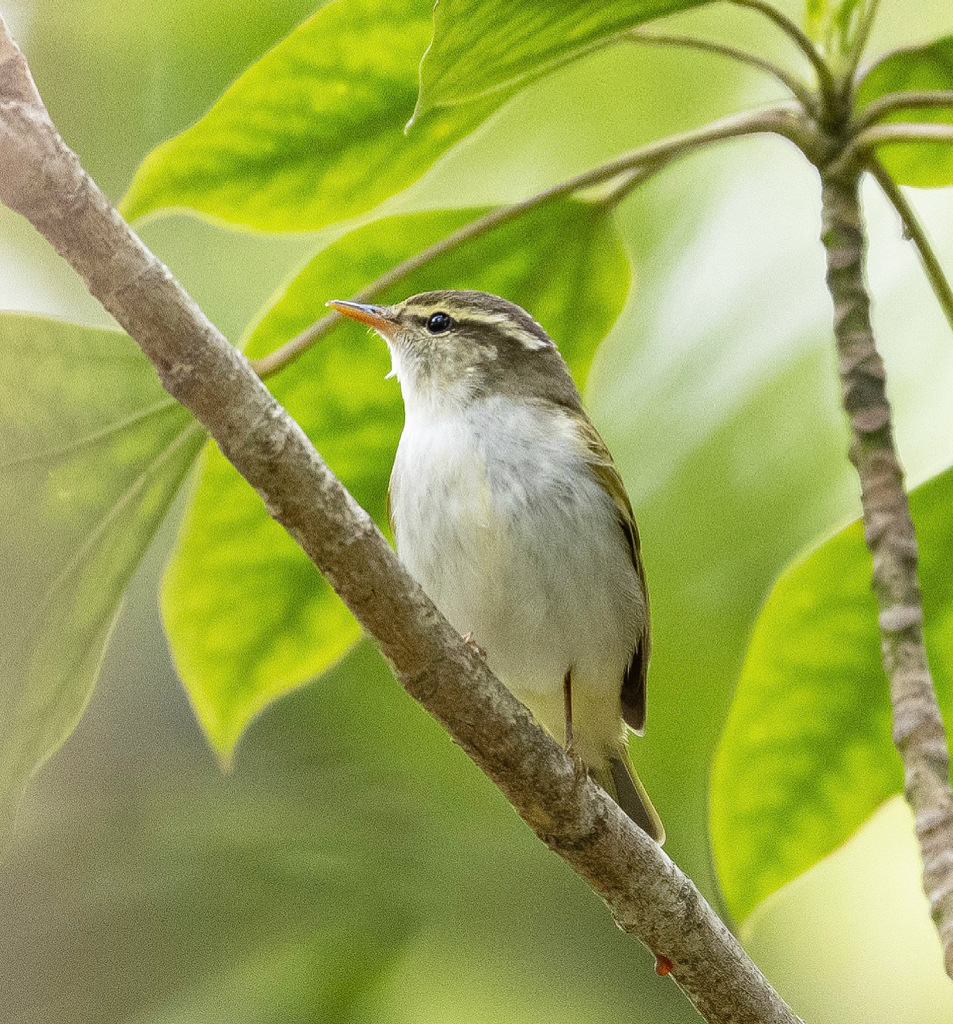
xmin=328 ymin=290 xmax=663 ymax=842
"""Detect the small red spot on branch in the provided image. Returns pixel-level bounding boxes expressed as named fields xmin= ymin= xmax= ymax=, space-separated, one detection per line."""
xmin=655 ymin=955 xmax=673 ymax=976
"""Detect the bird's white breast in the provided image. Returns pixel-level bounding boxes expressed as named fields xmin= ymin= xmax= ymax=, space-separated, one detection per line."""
xmin=389 ymin=394 xmax=644 ymax=749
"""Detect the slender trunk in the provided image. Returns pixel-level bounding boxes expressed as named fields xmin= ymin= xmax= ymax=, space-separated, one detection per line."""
xmin=819 ymin=160 xmax=953 ymax=977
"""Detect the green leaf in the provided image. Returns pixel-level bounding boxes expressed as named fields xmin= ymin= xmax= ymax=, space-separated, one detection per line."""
xmin=0 ymin=314 xmax=203 ymax=835
xmin=120 ymin=0 xmax=502 ymax=231
xmin=710 ymin=465 xmax=953 ymax=923
xmin=162 ymin=198 xmax=631 ymax=759
xmin=0 ymin=645 xmax=422 ymax=1022
xmin=855 ymin=37 xmax=953 ymax=187
xmin=412 ymin=0 xmax=713 ymax=124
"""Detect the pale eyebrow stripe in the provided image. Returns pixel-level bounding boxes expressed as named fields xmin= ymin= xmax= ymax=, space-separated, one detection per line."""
xmin=400 ymin=304 xmax=552 ymax=350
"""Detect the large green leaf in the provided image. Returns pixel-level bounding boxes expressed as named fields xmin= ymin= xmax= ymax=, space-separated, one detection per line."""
xmin=0 ymin=314 xmax=204 ymax=836
xmin=855 ymin=37 xmax=953 ymax=187
xmin=120 ymin=0 xmax=502 ymax=231
xmin=411 ymin=0 xmax=713 ymax=125
xmin=0 ymin=643 xmax=421 ymax=1024
xmin=21 ymin=0 xmax=318 ymax=198
xmin=710 ymin=466 xmax=953 ymax=923
xmin=162 ymin=198 xmax=631 ymax=759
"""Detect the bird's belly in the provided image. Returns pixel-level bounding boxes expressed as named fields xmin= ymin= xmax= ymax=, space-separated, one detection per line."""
xmin=390 ymin=408 xmax=643 ymax=747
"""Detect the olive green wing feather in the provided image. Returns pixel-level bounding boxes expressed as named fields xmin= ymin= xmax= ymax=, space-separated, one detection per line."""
xmin=576 ymin=416 xmax=650 ymax=734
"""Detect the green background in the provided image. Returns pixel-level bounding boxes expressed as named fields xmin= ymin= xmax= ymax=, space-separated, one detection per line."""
xmin=1 ymin=0 xmax=953 ymax=1021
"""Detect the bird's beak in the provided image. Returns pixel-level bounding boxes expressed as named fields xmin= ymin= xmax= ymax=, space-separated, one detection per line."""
xmin=326 ymin=299 xmax=397 ymax=339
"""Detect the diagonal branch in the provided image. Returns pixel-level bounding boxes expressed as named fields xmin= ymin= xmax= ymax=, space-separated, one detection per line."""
xmin=819 ymin=156 xmax=953 ymax=979
xmin=254 ymin=103 xmax=812 ymax=377
xmin=867 ymin=159 xmax=953 ymax=335
xmin=0 ymin=16 xmax=803 ymax=1024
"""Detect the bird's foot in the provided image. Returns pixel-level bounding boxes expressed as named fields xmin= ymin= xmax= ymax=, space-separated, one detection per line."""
xmin=565 ymin=741 xmax=588 ymax=780
xmin=462 ymin=631 xmax=486 ymax=661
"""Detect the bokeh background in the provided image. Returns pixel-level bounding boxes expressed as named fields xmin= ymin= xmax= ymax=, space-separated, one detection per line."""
xmin=2 ymin=0 xmax=953 ymax=1020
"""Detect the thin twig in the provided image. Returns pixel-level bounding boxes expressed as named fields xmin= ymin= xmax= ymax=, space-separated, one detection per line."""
xmin=841 ymin=0 xmax=882 ymax=85
xmin=728 ymin=0 xmax=838 ymax=107
xmin=820 ymin=158 xmax=953 ymax=979
xmin=254 ymin=104 xmax=812 ymax=377
xmin=0 ymin=16 xmax=806 ymax=1021
xmin=854 ymin=90 xmax=953 ymax=132
xmin=849 ymin=121 xmax=953 ymax=158
xmin=591 ymin=164 xmax=664 ymax=207
xmin=867 ymin=159 xmax=953 ymax=335
xmin=624 ymin=29 xmax=819 ymax=116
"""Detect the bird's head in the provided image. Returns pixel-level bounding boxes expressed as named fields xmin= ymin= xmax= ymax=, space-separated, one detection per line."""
xmin=327 ymin=290 xmax=580 ymax=415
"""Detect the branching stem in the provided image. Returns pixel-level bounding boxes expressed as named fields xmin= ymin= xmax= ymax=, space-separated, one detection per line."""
xmin=867 ymin=159 xmax=953 ymax=334
xmin=819 ymin=159 xmax=953 ymax=979
xmin=728 ymin=0 xmax=838 ymax=108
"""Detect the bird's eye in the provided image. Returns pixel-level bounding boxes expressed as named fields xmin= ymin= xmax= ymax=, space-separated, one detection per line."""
xmin=426 ymin=311 xmax=454 ymax=334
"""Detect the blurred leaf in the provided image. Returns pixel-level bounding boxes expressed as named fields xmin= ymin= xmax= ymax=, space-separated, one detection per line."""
xmin=0 ymin=651 xmax=420 ymax=1024
xmin=0 ymin=314 xmax=203 ymax=837
xmin=1 ymin=635 xmax=697 ymax=1024
xmin=23 ymin=0 xmax=319 ymax=197
xmin=120 ymin=0 xmax=502 ymax=231
xmin=710 ymin=465 xmax=953 ymax=923
xmin=804 ymin=0 xmax=827 ymax=39
xmin=855 ymin=36 xmax=953 ymax=187
xmin=162 ymin=198 xmax=631 ymax=760
xmin=411 ymin=0 xmax=712 ymax=124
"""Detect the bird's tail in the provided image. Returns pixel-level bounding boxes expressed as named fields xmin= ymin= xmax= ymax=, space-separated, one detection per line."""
xmin=592 ymin=748 xmax=665 ymax=844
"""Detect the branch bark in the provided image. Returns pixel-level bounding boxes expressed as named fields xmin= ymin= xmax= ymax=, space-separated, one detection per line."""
xmin=819 ymin=155 xmax=953 ymax=977
xmin=0 ymin=17 xmax=802 ymax=1024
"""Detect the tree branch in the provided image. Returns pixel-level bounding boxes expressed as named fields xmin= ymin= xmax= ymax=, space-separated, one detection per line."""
xmin=0 ymin=17 xmax=804 ymax=1024
xmin=867 ymin=159 xmax=953 ymax=335
xmin=819 ymin=156 xmax=953 ymax=978
xmin=255 ymin=103 xmax=813 ymax=377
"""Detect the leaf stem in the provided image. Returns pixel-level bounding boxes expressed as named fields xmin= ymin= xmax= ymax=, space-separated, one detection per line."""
xmin=591 ymin=164 xmax=665 ymax=207
xmin=819 ymin=159 xmax=953 ymax=980
xmin=867 ymin=159 xmax=953 ymax=335
xmin=841 ymin=0 xmax=882 ymax=85
xmin=728 ymin=0 xmax=838 ymax=109
xmin=849 ymin=121 xmax=953 ymax=158
xmin=254 ymin=104 xmax=811 ymax=378
xmin=624 ymin=29 xmax=819 ymax=116
xmin=854 ymin=90 xmax=953 ymax=132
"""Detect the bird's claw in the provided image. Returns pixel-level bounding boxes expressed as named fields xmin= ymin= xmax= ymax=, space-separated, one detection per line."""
xmin=462 ymin=631 xmax=487 ymax=661
xmin=566 ymin=743 xmax=588 ymax=779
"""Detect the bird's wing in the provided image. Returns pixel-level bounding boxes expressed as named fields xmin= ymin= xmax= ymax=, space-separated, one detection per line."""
xmin=576 ymin=415 xmax=650 ymax=734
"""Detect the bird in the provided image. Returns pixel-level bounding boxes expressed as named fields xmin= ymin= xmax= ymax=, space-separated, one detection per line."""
xmin=327 ymin=290 xmax=663 ymax=842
